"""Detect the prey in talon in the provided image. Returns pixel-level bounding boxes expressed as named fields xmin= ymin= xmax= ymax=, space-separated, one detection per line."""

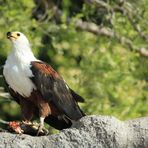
xmin=3 ymin=31 xmax=85 ymax=135
xmin=8 ymin=121 xmax=23 ymax=134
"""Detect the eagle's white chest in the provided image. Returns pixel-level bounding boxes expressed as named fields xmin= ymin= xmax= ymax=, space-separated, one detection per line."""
xmin=3 ymin=52 xmax=36 ymax=97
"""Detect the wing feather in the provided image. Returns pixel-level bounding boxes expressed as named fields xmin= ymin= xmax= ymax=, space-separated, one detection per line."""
xmin=30 ymin=61 xmax=84 ymax=120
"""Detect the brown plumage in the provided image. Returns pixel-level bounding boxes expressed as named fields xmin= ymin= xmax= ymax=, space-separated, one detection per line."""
xmin=30 ymin=61 xmax=85 ymax=120
xmin=4 ymin=61 xmax=85 ymax=130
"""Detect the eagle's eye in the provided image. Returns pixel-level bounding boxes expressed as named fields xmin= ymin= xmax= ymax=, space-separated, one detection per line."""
xmin=17 ymin=33 xmax=20 ymax=36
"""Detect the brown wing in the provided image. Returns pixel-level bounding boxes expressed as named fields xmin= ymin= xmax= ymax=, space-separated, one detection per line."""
xmin=3 ymin=79 xmax=72 ymax=129
xmin=30 ymin=61 xmax=85 ymax=120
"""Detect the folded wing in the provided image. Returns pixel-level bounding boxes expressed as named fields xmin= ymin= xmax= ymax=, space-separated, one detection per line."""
xmin=30 ymin=61 xmax=85 ymax=120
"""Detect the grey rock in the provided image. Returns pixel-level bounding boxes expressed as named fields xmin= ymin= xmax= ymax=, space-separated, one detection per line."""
xmin=0 ymin=115 xmax=147 ymax=148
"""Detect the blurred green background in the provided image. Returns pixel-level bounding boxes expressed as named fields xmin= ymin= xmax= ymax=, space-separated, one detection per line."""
xmin=0 ymin=0 xmax=148 ymax=131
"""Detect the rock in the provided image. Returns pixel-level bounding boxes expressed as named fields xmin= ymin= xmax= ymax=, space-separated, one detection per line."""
xmin=0 ymin=115 xmax=148 ymax=148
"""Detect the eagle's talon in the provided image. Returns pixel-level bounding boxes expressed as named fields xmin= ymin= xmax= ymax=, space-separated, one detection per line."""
xmin=36 ymin=117 xmax=48 ymax=136
xmin=36 ymin=124 xmax=43 ymax=136
xmin=22 ymin=120 xmax=32 ymax=125
xmin=37 ymin=124 xmax=48 ymax=136
xmin=43 ymin=128 xmax=49 ymax=135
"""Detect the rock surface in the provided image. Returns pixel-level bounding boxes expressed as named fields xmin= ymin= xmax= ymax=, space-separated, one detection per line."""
xmin=0 ymin=115 xmax=148 ymax=148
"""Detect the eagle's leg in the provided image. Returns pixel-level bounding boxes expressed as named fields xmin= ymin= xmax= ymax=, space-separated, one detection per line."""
xmin=37 ymin=117 xmax=50 ymax=136
xmin=37 ymin=117 xmax=46 ymax=135
xmin=37 ymin=99 xmax=51 ymax=135
xmin=20 ymin=99 xmax=34 ymax=123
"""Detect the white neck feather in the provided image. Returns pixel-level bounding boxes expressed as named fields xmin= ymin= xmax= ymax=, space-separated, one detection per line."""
xmin=12 ymin=42 xmax=37 ymax=63
xmin=3 ymin=40 xmax=38 ymax=97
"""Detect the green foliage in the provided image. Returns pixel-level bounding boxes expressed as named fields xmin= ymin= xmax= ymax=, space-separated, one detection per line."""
xmin=0 ymin=0 xmax=147 ymax=131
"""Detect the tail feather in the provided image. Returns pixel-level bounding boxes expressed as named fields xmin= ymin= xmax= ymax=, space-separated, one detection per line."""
xmin=70 ymin=88 xmax=85 ymax=103
xmin=45 ymin=115 xmax=72 ymax=130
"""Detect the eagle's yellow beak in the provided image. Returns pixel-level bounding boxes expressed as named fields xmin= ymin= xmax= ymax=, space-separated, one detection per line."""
xmin=7 ymin=32 xmax=20 ymax=41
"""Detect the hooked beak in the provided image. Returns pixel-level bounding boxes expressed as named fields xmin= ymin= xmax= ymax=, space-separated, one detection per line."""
xmin=7 ymin=32 xmax=17 ymax=40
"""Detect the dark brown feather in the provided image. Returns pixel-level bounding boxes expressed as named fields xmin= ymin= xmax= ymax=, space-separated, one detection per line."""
xmin=30 ymin=61 xmax=85 ymax=120
xmin=4 ymin=83 xmax=72 ymax=129
xmin=3 ymin=61 xmax=85 ymax=130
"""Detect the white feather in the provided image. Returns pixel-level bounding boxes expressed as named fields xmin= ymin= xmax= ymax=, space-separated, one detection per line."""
xmin=3 ymin=32 xmax=38 ymax=97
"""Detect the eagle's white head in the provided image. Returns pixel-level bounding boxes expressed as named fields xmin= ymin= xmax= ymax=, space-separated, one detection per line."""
xmin=6 ymin=31 xmax=37 ymax=61
xmin=7 ymin=31 xmax=31 ymax=52
xmin=7 ymin=31 xmax=29 ymax=44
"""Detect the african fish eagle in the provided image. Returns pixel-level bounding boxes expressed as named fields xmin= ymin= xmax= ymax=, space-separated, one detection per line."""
xmin=3 ymin=31 xmax=85 ymax=133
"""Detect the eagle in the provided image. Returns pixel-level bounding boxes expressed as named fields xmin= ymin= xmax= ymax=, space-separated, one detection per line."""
xmin=3 ymin=31 xmax=85 ymax=134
